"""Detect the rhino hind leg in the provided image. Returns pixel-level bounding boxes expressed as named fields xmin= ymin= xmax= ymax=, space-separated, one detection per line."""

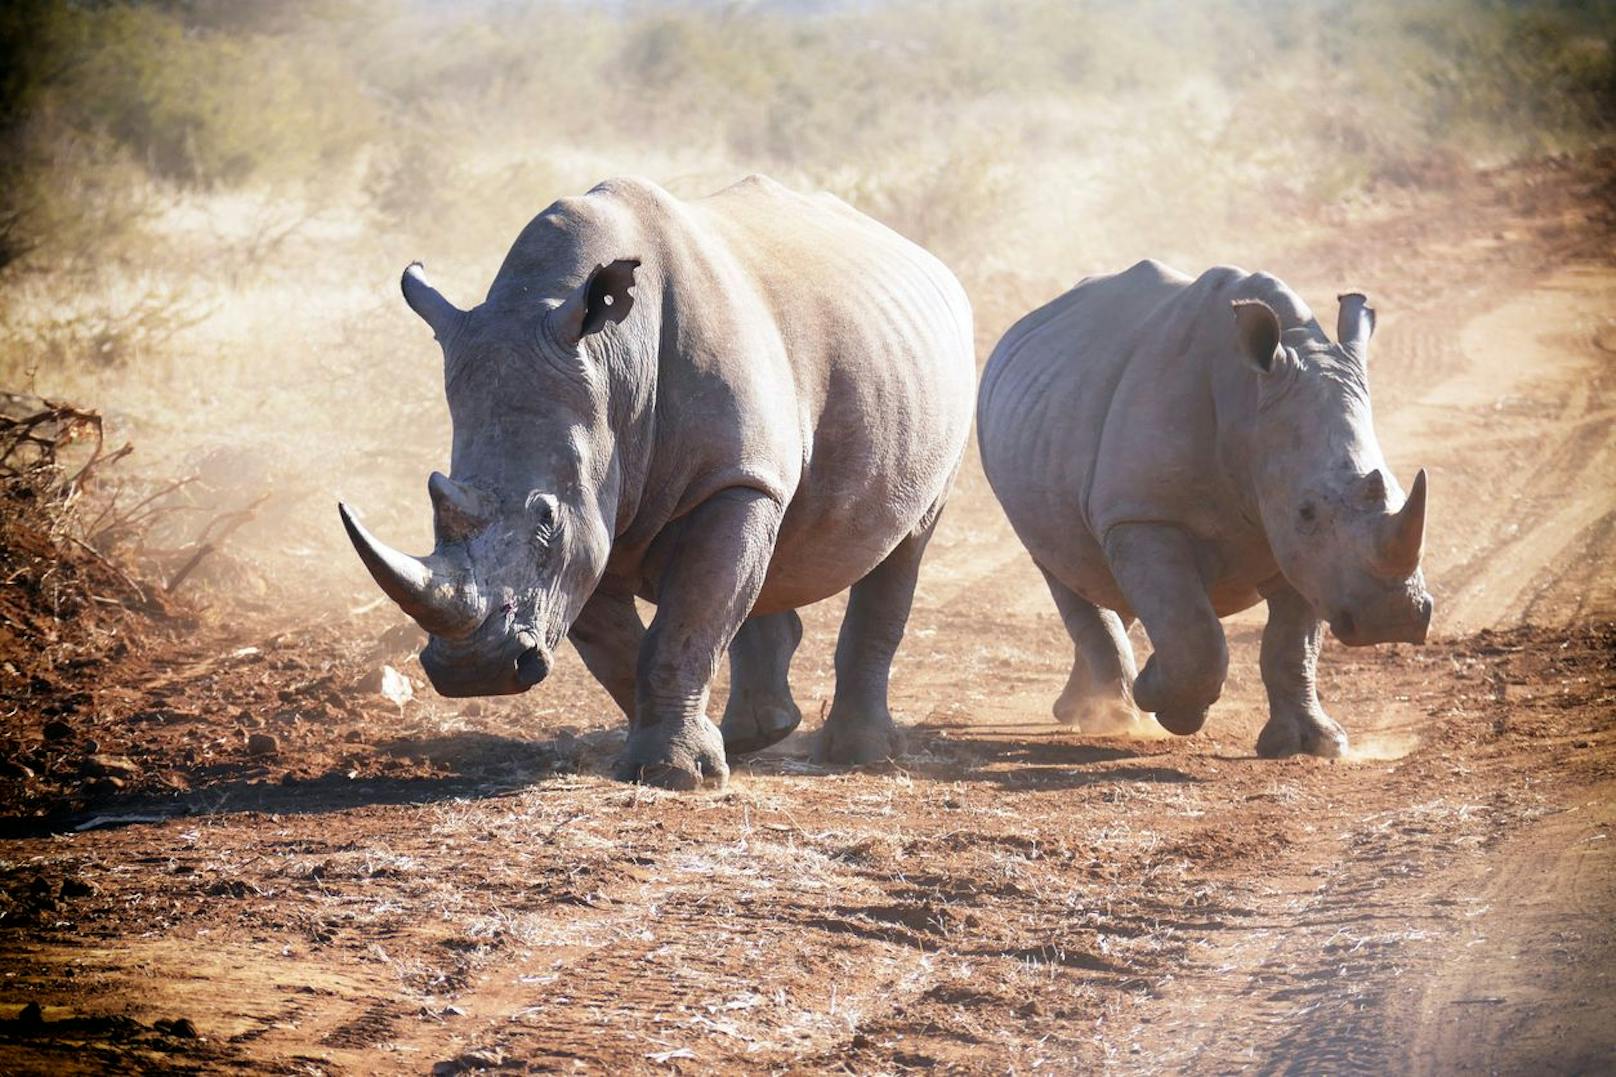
xmin=1256 ymin=584 xmax=1349 ymax=759
xmin=1039 ymin=567 xmax=1140 ymax=734
xmin=815 ymin=514 xmax=940 ymax=766
xmin=720 ymin=610 xmax=804 ymax=755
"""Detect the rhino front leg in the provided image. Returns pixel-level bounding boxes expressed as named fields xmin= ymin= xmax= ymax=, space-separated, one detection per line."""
xmin=721 ymin=610 xmax=804 ymax=755
xmin=1039 ymin=566 xmax=1140 ymax=733
xmin=816 ymin=516 xmax=938 ymax=765
xmin=1256 ymin=583 xmax=1349 ymax=759
xmin=1103 ymin=523 xmax=1227 ymax=735
xmin=567 ymin=586 xmax=643 ymax=718
xmin=616 ymin=487 xmax=782 ymax=790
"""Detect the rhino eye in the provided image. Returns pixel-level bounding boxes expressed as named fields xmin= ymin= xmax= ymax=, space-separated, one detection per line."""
xmin=1299 ymin=503 xmax=1316 ymax=522
xmin=532 ymin=506 xmax=556 ymax=544
xmin=526 ymin=492 xmax=560 ymax=546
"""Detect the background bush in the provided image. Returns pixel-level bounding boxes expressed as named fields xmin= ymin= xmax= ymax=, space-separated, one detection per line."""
xmin=2 ymin=0 xmax=1611 ymax=274
xmin=0 ymin=0 xmax=1609 ymax=602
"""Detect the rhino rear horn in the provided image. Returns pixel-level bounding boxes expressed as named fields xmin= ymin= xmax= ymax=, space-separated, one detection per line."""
xmin=401 ymin=263 xmax=466 ymax=342
xmin=1336 ymin=293 xmax=1376 ymax=352
xmin=428 ymin=471 xmax=494 ymax=544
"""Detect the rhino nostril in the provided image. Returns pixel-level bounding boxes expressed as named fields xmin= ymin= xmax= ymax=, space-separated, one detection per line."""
xmin=515 ymin=646 xmax=549 ymax=689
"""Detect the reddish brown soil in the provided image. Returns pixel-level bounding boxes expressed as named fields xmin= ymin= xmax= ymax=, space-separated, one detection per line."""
xmin=2 ymin=157 xmax=1614 ymax=1074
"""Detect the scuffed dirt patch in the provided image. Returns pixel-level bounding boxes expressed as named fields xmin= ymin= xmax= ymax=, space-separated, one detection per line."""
xmin=0 ymin=624 xmax=1610 ymax=1072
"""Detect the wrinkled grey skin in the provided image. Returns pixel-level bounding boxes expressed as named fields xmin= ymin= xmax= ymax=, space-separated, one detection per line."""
xmin=978 ymin=260 xmax=1432 ymax=757
xmin=341 ymin=175 xmax=974 ymax=789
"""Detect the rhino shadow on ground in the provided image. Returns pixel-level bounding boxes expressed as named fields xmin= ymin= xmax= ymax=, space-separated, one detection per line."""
xmin=2 ymin=726 xmax=1203 ymax=837
xmin=0 ymin=729 xmax=601 ymax=839
xmin=737 ymin=733 xmax=1200 ymax=790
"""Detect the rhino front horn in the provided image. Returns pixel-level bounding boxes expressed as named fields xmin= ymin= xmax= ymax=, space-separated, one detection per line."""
xmin=1379 ymin=468 xmax=1427 ymax=577
xmin=338 ymin=502 xmax=478 ymax=635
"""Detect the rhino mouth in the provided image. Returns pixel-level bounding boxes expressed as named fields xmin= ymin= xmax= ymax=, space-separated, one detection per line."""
xmin=1328 ymin=596 xmax=1432 ymax=646
xmin=420 ymin=631 xmax=552 ymax=697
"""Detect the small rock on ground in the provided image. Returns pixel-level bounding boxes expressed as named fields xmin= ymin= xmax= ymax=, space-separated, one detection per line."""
xmin=83 ymin=754 xmax=138 ymax=779
xmin=154 ymin=1016 xmax=199 ymax=1038
xmin=59 ymin=877 xmax=98 ymax=899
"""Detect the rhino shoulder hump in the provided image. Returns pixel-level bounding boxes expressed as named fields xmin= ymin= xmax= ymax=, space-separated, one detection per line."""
xmin=735 ymin=172 xmax=787 ymax=192
xmin=1119 ymin=258 xmax=1187 ymax=284
xmin=587 ymin=174 xmax=666 ymax=199
xmin=1192 ymin=264 xmax=1252 ymax=292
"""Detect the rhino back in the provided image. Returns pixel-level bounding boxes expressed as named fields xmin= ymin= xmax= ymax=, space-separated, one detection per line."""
xmin=979 ymin=259 xmax=1189 ymax=590
xmin=680 ymin=178 xmax=975 ymax=604
xmin=1087 ymin=266 xmax=1322 ymax=541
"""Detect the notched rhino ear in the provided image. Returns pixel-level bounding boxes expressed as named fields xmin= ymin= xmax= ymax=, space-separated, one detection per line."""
xmin=550 ymin=259 xmax=642 ymax=349
xmin=1231 ymin=299 xmax=1283 ymax=374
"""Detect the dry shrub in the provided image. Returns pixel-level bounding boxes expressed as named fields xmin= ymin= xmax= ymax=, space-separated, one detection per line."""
xmin=0 ymin=399 xmax=179 ymax=707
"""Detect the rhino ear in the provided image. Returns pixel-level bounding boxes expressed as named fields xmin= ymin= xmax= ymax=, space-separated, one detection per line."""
xmin=1336 ymin=292 xmax=1376 ymax=352
xmin=549 ymin=259 xmax=641 ymax=350
xmin=1231 ymin=299 xmax=1283 ymax=374
xmin=401 ymin=263 xmax=465 ymax=342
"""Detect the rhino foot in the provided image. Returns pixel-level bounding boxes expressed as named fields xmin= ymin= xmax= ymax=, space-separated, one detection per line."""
xmin=614 ymin=716 xmax=729 ymax=790
xmin=721 ymin=698 xmax=802 ymax=757
xmin=1256 ymin=710 xmax=1348 ymax=759
xmin=1053 ymin=687 xmax=1141 ymax=734
xmin=1148 ymin=705 xmax=1206 ymax=736
xmin=815 ymin=708 xmax=904 ymax=766
xmin=1132 ymin=656 xmax=1221 ymax=736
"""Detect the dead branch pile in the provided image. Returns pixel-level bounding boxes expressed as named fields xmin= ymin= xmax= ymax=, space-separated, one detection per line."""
xmin=0 ymin=398 xmax=182 ymax=711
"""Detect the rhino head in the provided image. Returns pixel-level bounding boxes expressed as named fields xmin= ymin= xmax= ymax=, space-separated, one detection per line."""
xmin=1233 ymin=293 xmax=1433 ymax=646
xmin=340 ymin=258 xmax=640 ymax=696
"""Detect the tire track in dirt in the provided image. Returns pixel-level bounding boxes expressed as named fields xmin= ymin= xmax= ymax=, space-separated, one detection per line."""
xmin=1123 ymin=780 xmax=1528 ymax=1074
xmin=381 ymin=815 xmax=945 ymax=1071
xmin=1378 ymin=263 xmax=1616 ymax=631
xmin=1403 ymin=784 xmax=1616 ymax=1074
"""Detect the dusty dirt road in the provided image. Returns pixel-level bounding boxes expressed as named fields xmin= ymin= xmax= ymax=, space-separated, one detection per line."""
xmin=2 ymin=159 xmax=1614 ymax=1074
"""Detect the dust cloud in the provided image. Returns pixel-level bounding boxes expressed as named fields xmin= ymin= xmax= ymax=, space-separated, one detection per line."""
xmin=1 ymin=0 xmax=1609 ymax=620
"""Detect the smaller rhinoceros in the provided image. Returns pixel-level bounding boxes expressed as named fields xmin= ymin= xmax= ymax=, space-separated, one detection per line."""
xmin=977 ymin=260 xmax=1432 ymax=757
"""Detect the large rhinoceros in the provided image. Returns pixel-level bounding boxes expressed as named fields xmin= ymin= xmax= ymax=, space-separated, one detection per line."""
xmin=340 ymin=175 xmax=974 ymax=788
xmin=978 ymin=260 xmax=1432 ymax=757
